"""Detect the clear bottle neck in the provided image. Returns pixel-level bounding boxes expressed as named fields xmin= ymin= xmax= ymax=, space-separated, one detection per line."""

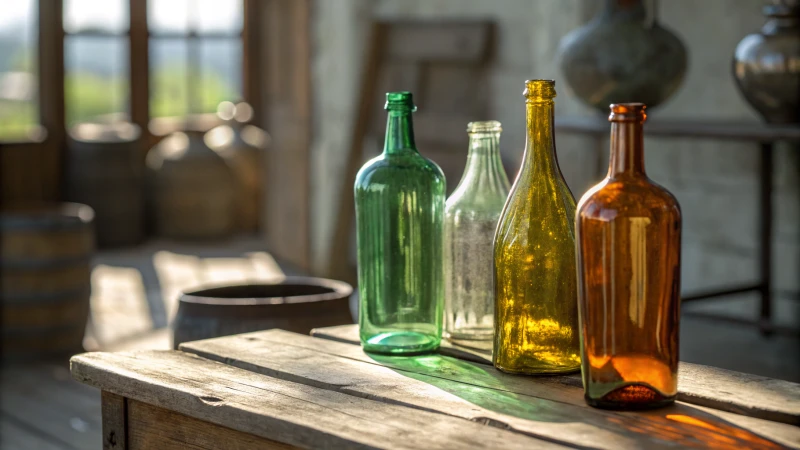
xmin=454 ymin=125 xmax=508 ymax=195
xmin=383 ymin=109 xmax=417 ymax=155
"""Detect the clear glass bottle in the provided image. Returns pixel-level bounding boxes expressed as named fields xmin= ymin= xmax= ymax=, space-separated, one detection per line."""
xmin=493 ymin=80 xmax=581 ymax=374
xmin=576 ymin=103 xmax=682 ymax=409
xmin=355 ymin=92 xmax=446 ymax=355
xmin=444 ymin=121 xmax=511 ymax=343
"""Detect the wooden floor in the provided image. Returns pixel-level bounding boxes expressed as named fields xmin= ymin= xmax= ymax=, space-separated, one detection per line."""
xmin=1 ymin=236 xmax=290 ymax=450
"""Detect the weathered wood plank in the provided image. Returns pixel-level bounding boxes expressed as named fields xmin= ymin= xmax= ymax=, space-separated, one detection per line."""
xmin=677 ymin=363 xmax=800 ymax=426
xmin=311 ymin=324 xmax=493 ymax=365
xmin=102 ymin=392 xmax=127 ymax=450
xmin=183 ymin=330 xmax=799 ymax=450
xmin=70 ymin=350 xmax=567 ymax=450
xmin=127 ymin=399 xmax=297 ymax=450
xmin=311 ymin=324 xmax=800 ymax=425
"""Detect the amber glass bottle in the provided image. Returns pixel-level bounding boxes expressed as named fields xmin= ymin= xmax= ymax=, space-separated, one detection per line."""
xmin=576 ymin=103 xmax=682 ymax=410
xmin=493 ymin=80 xmax=581 ymax=375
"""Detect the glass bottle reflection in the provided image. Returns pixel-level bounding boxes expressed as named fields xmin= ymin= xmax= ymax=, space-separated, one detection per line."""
xmin=444 ymin=121 xmax=511 ymax=343
xmin=493 ymin=80 xmax=581 ymax=374
xmin=576 ymin=103 xmax=681 ymax=409
xmin=355 ymin=92 xmax=446 ymax=355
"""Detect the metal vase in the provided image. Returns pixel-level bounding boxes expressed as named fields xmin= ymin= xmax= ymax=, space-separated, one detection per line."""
xmin=556 ymin=0 xmax=688 ymax=113
xmin=732 ymin=0 xmax=800 ymax=124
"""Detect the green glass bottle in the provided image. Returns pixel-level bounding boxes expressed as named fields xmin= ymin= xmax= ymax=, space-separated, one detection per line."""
xmin=493 ymin=80 xmax=581 ymax=374
xmin=355 ymin=92 xmax=446 ymax=355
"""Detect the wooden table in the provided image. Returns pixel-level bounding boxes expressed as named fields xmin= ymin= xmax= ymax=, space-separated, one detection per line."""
xmin=70 ymin=324 xmax=800 ymax=449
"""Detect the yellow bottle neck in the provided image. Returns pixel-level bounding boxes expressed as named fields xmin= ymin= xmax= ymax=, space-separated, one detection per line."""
xmin=522 ymin=99 xmax=559 ymax=177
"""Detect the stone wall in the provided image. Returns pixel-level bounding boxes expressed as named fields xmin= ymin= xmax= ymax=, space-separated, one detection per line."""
xmin=309 ymin=0 xmax=799 ymax=298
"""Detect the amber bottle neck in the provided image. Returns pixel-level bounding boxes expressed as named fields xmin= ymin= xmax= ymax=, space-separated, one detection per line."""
xmin=608 ymin=121 xmax=646 ymax=178
xmin=523 ymin=100 xmax=559 ymax=175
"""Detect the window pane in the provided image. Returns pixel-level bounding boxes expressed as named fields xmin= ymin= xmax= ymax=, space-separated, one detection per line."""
xmin=150 ymin=39 xmax=189 ymax=117
xmin=148 ymin=0 xmax=189 ymax=34
xmin=199 ymin=39 xmax=241 ymax=113
xmin=196 ymin=0 xmax=243 ymax=34
xmin=64 ymin=0 xmax=128 ymax=34
xmin=65 ymin=36 xmax=129 ymax=125
xmin=0 ymin=0 xmax=38 ymax=140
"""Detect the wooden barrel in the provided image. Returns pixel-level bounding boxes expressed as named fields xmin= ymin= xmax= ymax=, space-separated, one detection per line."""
xmin=65 ymin=122 xmax=144 ymax=248
xmin=0 ymin=203 xmax=95 ymax=361
xmin=172 ymin=277 xmax=353 ymax=348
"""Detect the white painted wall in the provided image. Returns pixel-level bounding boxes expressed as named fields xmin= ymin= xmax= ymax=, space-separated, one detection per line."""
xmin=309 ymin=0 xmax=799 ymax=297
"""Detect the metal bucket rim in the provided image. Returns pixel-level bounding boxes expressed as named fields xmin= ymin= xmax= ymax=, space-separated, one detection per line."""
xmin=180 ymin=276 xmax=353 ymax=306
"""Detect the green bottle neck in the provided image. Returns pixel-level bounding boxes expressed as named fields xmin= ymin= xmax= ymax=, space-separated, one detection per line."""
xmin=456 ymin=131 xmax=508 ymax=194
xmin=522 ymin=100 xmax=561 ymax=178
xmin=608 ymin=121 xmax=646 ymax=178
xmin=383 ymin=110 xmax=418 ymax=155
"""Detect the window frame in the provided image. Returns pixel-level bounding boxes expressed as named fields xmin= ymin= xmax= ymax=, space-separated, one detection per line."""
xmin=7 ymin=0 xmax=258 ymax=144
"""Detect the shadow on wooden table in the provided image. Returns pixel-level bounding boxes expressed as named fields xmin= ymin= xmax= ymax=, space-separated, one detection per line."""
xmin=365 ymin=352 xmax=790 ymax=449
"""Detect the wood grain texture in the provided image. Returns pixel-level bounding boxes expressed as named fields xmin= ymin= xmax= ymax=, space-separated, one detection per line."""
xmin=102 ymin=392 xmax=127 ymax=450
xmin=312 ymin=324 xmax=800 ymax=426
xmin=311 ymin=323 xmax=493 ymax=365
xmin=70 ymin=350 xmax=567 ymax=450
xmin=183 ymin=330 xmax=800 ymax=450
xmin=127 ymin=398 xmax=296 ymax=450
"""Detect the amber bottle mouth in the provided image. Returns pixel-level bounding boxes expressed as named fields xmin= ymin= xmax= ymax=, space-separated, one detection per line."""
xmin=524 ymin=80 xmax=556 ymax=102
xmin=385 ymin=91 xmax=418 ymax=112
xmin=609 ymin=103 xmax=647 ymax=122
xmin=467 ymin=120 xmax=502 ymax=134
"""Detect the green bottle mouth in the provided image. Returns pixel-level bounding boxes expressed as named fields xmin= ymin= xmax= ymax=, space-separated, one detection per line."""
xmin=385 ymin=91 xmax=418 ymax=111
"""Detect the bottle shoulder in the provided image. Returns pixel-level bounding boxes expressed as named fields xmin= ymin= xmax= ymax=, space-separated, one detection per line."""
xmin=503 ymin=173 xmax=577 ymax=211
xmin=577 ymin=177 xmax=681 ymax=219
xmin=355 ymin=152 xmax=445 ymax=189
xmin=446 ymin=185 xmax=509 ymax=217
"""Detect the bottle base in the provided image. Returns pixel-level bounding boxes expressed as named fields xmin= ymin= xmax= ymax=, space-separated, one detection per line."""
xmin=585 ymin=384 xmax=675 ymax=410
xmin=362 ymin=331 xmax=440 ymax=355
xmin=494 ymin=364 xmax=581 ymax=376
xmin=444 ymin=328 xmax=494 ymax=342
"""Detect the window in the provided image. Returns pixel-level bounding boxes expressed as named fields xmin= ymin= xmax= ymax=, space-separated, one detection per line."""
xmin=0 ymin=0 xmax=250 ymax=142
xmin=64 ymin=0 xmax=130 ymax=125
xmin=0 ymin=0 xmax=39 ymax=140
xmin=148 ymin=0 xmax=243 ymax=119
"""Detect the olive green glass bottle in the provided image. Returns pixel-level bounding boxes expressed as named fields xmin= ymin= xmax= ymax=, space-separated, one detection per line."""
xmin=493 ymin=80 xmax=581 ymax=374
xmin=355 ymin=92 xmax=446 ymax=355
